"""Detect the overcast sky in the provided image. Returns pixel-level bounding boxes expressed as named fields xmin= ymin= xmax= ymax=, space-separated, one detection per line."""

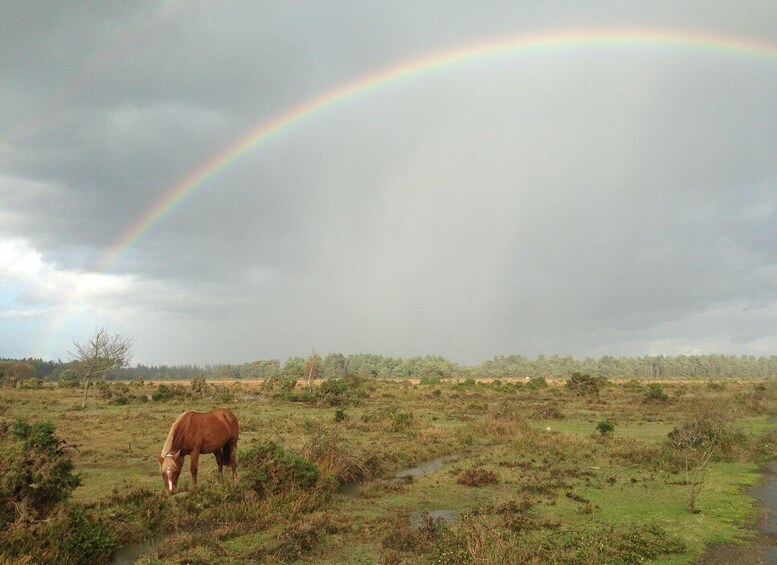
xmin=1 ymin=2 xmax=776 ymax=366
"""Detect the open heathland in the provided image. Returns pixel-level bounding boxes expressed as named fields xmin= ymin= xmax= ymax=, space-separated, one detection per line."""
xmin=1 ymin=374 xmax=775 ymax=563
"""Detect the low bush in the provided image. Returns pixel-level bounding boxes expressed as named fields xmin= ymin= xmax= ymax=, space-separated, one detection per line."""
xmin=316 ymin=377 xmax=367 ymax=407
xmin=300 ymin=428 xmax=378 ymax=484
xmin=52 ymin=504 xmax=118 ymax=564
xmin=17 ymin=377 xmax=41 ymax=389
xmin=390 ymin=410 xmax=414 ymax=432
xmin=241 ymin=441 xmax=321 ymax=497
xmin=644 ymin=384 xmax=668 ymax=402
xmin=1 ymin=419 xmax=81 ymax=523
xmin=596 ymin=419 xmax=615 ymax=436
xmin=0 ymin=420 xmax=117 ymax=564
xmin=272 ymin=390 xmax=315 ymax=403
xmin=567 ymin=372 xmax=607 ymax=397
xmin=151 ymin=383 xmax=187 ymax=402
xmin=190 ymin=374 xmax=211 ymax=397
xmin=527 ymin=376 xmax=548 ymax=390
xmin=456 ymin=468 xmax=498 ymax=487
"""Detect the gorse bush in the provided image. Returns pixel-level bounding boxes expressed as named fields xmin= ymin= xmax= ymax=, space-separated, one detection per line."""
xmin=300 ymin=428 xmax=378 ymax=484
xmin=0 ymin=420 xmax=119 ymax=564
xmin=316 ymin=376 xmax=369 ymax=407
xmin=527 ymin=376 xmax=548 ymax=390
xmin=18 ymin=377 xmax=42 ymax=389
xmin=241 ymin=440 xmax=321 ymax=497
xmin=151 ymin=383 xmax=187 ymax=401
xmin=596 ymin=420 xmax=615 ymax=436
xmin=1 ymin=419 xmax=81 ymax=523
xmin=190 ymin=374 xmax=211 ymax=396
xmin=644 ymin=384 xmax=668 ymax=402
xmin=52 ymin=504 xmax=118 ymax=564
xmin=567 ymin=372 xmax=607 ymax=397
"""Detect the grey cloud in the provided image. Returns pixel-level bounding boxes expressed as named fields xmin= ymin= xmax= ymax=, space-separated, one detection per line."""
xmin=1 ymin=1 xmax=776 ymax=364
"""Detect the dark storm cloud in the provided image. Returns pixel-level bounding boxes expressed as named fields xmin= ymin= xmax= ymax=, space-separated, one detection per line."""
xmin=1 ymin=1 xmax=776 ymax=363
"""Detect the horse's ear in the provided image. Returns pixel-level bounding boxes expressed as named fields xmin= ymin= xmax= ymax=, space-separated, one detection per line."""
xmin=157 ymin=454 xmax=164 ymax=465
xmin=173 ymin=450 xmax=181 ymax=459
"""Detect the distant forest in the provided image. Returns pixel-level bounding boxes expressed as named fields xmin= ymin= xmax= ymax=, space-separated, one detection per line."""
xmin=3 ymin=353 xmax=777 ymax=383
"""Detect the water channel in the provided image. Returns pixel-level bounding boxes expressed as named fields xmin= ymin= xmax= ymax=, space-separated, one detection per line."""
xmin=111 ymin=452 xmax=468 ymax=563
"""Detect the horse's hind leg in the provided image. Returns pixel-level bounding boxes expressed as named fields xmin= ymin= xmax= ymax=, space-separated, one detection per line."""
xmin=214 ymin=448 xmax=224 ymax=480
xmin=228 ymin=438 xmax=238 ymax=480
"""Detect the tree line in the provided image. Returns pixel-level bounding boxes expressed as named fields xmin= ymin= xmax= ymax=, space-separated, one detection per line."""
xmin=3 ymin=353 xmax=777 ymax=385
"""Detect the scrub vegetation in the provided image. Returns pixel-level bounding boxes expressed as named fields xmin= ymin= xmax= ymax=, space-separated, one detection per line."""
xmin=0 ymin=369 xmax=775 ymax=563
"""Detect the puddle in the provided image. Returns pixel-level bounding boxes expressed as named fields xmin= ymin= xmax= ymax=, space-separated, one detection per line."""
xmin=410 ymin=509 xmax=458 ymax=529
xmin=336 ymin=481 xmax=361 ymax=499
xmin=749 ymin=460 xmax=777 ymax=563
xmin=109 ymin=538 xmax=158 ymax=565
xmin=337 ymin=452 xmax=467 ymax=500
xmin=393 ymin=452 xmax=466 ymax=480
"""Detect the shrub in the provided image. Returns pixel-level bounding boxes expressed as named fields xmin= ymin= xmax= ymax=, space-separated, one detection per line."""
xmin=190 ymin=374 xmax=211 ymax=396
xmin=1 ymin=419 xmax=81 ymax=523
xmin=216 ymin=390 xmax=234 ymax=403
xmin=58 ymin=372 xmax=81 ymax=388
xmin=530 ymin=402 xmax=565 ymax=420
xmin=314 ymin=377 xmax=367 ymax=407
xmin=623 ymin=378 xmax=644 ymax=392
xmin=52 ymin=504 xmax=117 ymax=564
xmin=260 ymin=374 xmax=296 ymax=392
xmin=17 ymin=377 xmax=41 ymax=389
xmin=644 ymin=384 xmax=668 ymax=402
xmin=596 ymin=420 xmax=615 ymax=436
xmin=241 ymin=441 xmax=321 ymax=497
xmin=390 ymin=409 xmax=414 ymax=432
xmin=263 ymin=514 xmax=336 ymax=562
xmin=334 ymin=408 xmax=348 ymax=422
xmin=272 ymin=390 xmax=314 ymax=403
xmin=151 ymin=383 xmax=187 ymax=402
xmin=567 ymin=372 xmax=606 ymax=397
xmin=300 ymin=428 xmax=378 ymax=484
xmin=456 ymin=468 xmax=498 ymax=487
xmin=527 ymin=376 xmax=548 ymax=390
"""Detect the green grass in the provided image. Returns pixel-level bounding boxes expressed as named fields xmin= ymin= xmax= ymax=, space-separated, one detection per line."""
xmin=0 ymin=377 xmax=775 ymax=563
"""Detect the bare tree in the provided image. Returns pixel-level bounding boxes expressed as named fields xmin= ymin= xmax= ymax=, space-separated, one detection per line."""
xmin=304 ymin=351 xmax=323 ymax=393
xmin=667 ymin=398 xmax=727 ymax=512
xmin=70 ymin=328 xmax=133 ymax=408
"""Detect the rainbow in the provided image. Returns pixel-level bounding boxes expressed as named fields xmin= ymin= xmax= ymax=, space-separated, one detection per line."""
xmin=99 ymin=28 xmax=777 ymax=272
xmin=40 ymin=28 xmax=777 ymax=356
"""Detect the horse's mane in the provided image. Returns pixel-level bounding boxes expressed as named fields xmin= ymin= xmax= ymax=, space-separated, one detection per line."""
xmin=161 ymin=411 xmax=190 ymax=456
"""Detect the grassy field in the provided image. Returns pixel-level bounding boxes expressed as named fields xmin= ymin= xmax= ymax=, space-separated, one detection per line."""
xmin=1 ymin=375 xmax=775 ymax=563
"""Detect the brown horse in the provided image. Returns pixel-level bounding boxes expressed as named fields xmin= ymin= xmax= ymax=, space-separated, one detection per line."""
xmin=157 ymin=408 xmax=238 ymax=494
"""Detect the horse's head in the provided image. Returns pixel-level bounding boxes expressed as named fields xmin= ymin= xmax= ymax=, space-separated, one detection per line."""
xmin=157 ymin=450 xmax=183 ymax=494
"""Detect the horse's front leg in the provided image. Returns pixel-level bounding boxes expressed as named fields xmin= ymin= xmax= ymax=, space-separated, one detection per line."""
xmin=190 ymin=449 xmax=200 ymax=489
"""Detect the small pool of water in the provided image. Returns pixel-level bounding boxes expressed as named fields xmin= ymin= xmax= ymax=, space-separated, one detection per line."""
xmin=410 ymin=508 xmax=458 ymax=529
xmin=393 ymin=452 xmax=466 ymax=479
xmin=109 ymin=538 xmax=158 ymax=565
xmin=749 ymin=460 xmax=777 ymax=562
xmin=337 ymin=452 xmax=467 ymax=500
